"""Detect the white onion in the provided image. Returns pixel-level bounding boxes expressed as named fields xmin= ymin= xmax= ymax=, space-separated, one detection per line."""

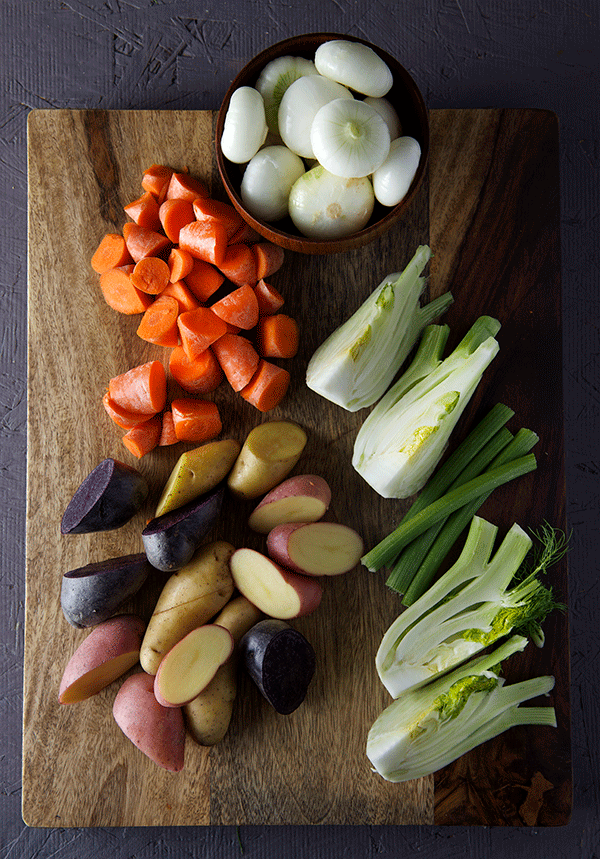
xmin=288 ymin=165 xmax=374 ymax=239
xmin=220 ymin=86 xmax=268 ymax=164
xmin=364 ymin=96 xmax=402 ymax=140
xmin=372 ymin=136 xmax=421 ymax=207
xmin=314 ymin=40 xmax=393 ymax=98
xmin=278 ymin=75 xmax=353 ymax=159
xmin=240 ymin=146 xmax=305 ymax=222
xmin=310 ymin=98 xmax=390 ymax=178
xmin=255 ymin=55 xmax=317 ymax=134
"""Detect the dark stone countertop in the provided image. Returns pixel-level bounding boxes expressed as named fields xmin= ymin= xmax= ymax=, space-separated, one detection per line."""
xmin=1 ymin=2 xmax=598 ymax=856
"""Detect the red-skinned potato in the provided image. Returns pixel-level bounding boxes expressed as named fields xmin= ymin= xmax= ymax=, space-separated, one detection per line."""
xmin=58 ymin=614 xmax=145 ymax=704
xmin=247 ymin=474 xmax=331 ymax=534
xmin=112 ymin=672 xmax=185 ymax=772
xmin=230 ymin=548 xmax=322 ymax=619
xmin=266 ymin=521 xmax=364 ymax=576
xmin=154 ymin=624 xmax=234 ymax=708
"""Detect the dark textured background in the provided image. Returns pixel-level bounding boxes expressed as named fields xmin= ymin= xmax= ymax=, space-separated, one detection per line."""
xmin=1 ymin=1 xmax=598 ymax=856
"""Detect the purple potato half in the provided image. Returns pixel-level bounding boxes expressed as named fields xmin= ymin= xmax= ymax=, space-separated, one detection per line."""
xmin=61 ymin=458 xmax=149 ymax=534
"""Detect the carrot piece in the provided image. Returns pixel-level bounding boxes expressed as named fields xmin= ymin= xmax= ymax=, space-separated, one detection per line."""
xmin=171 ymin=399 xmax=222 ymax=443
xmin=159 ymin=198 xmax=195 ymax=243
xmin=240 ymin=360 xmax=290 ymax=412
xmin=159 ymin=411 xmax=178 ymax=446
xmin=252 ymin=242 xmax=285 ymax=280
xmin=223 ymin=321 xmax=241 ymax=334
xmin=122 ymin=415 xmax=162 ymax=458
xmin=99 ymin=266 xmax=154 ymax=315
xmin=211 ymin=283 xmax=259 ymax=330
xmin=254 ymin=278 xmax=285 ymax=315
xmin=218 ymin=243 xmax=258 ymax=287
xmin=142 ymin=164 xmax=174 ymax=199
xmin=124 ymin=191 xmax=162 ymax=231
xmin=257 ymin=314 xmax=299 ymax=359
xmin=122 ymin=222 xmax=171 ymax=263
xmin=212 ymin=333 xmax=260 ymax=392
xmin=169 ymin=345 xmax=223 ymax=394
xmin=130 ymin=256 xmax=171 ymax=295
xmin=102 ymin=391 xmax=153 ymax=430
xmin=168 ymin=247 xmax=194 ymax=283
xmin=178 ymin=221 xmax=228 ymax=268
xmin=91 ymin=233 xmax=133 ymax=274
xmin=184 ymin=258 xmax=225 ymax=302
xmin=166 ymin=172 xmax=210 ymax=202
xmin=228 ymin=222 xmax=262 ymax=245
xmin=136 ymin=295 xmax=180 ymax=347
xmin=177 ymin=307 xmax=228 ymax=360
xmin=192 ymin=197 xmax=244 ymax=241
xmin=161 ymin=280 xmax=199 ymax=313
xmin=109 ymin=361 xmax=167 ymax=415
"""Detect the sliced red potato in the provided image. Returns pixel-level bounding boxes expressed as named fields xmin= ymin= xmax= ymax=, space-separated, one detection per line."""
xmin=230 ymin=548 xmax=322 ymax=619
xmin=247 ymin=474 xmax=331 ymax=534
xmin=267 ymin=521 xmax=364 ymax=576
xmin=154 ymin=624 xmax=234 ymax=708
xmin=58 ymin=615 xmax=145 ymax=704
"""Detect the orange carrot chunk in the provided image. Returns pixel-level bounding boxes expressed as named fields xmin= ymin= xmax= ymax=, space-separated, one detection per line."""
xmin=171 ymin=399 xmax=222 ymax=443
xmin=218 ymin=243 xmax=258 ymax=287
xmin=99 ymin=266 xmax=154 ymax=315
xmin=124 ymin=191 xmax=162 ymax=231
xmin=254 ymin=278 xmax=285 ymax=315
xmin=211 ymin=283 xmax=259 ymax=330
xmin=228 ymin=222 xmax=262 ymax=245
xmin=212 ymin=333 xmax=260 ymax=392
xmin=136 ymin=295 xmax=180 ymax=347
xmin=161 ymin=280 xmax=199 ymax=313
xmin=109 ymin=360 xmax=167 ymax=415
xmin=177 ymin=307 xmax=229 ymax=360
xmin=102 ymin=391 xmax=153 ymax=430
xmin=122 ymin=222 xmax=171 ymax=263
xmin=169 ymin=345 xmax=223 ymax=394
xmin=159 ymin=411 xmax=178 ymax=446
xmin=166 ymin=172 xmax=210 ymax=202
xmin=142 ymin=164 xmax=174 ymax=199
xmin=240 ymin=360 xmax=290 ymax=412
xmin=192 ymin=197 xmax=244 ymax=241
xmin=178 ymin=221 xmax=228 ymax=268
xmin=257 ymin=314 xmax=299 ymax=359
xmin=184 ymin=258 xmax=225 ymax=302
xmin=159 ymin=198 xmax=195 ymax=243
xmin=130 ymin=256 xmax=171 ymax=295
xmin=168 ymin=247 xmax=194 ymax=283
xmin=91 ymin=233 xmax=133 ymax=274
xmin=122 ymin=415 xmax=162 ymax=458
xmin=252 ymin=242 xmax=285 ymax=280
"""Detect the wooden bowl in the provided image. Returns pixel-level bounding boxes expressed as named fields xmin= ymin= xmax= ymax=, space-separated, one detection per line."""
xmin=215 ymin=33 xmax=429 ymax=255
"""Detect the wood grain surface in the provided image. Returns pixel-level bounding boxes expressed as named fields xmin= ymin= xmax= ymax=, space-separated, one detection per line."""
xmin=24 ymin=108 xmax=570 ymax=828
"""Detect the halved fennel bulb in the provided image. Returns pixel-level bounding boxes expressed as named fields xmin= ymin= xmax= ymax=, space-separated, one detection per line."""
xmin=255 ymin=55 xmax=317 ymax=135
xmin=288 ymin=165 xmax=374 ymax=240
xmin=310 ymin=98 xmax=391 ymax=178
xmin=278 ymin=75 xmax=353 ymax=159
xmin=314 ymin=40 xmax=393 ymax=97
xmin=241 ymin=146 xmax=305 ymax=222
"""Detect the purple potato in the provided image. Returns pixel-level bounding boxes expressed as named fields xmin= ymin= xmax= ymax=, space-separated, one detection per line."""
xmin=61 ymin=553 xmax=153 ymax=628
xmin=240 ymin=618 xmax=316 ymax=714
xmin=141 ymin=484 xmax=224 ymax=572
xmin=61 ymin=459 xmax=149 ymax=534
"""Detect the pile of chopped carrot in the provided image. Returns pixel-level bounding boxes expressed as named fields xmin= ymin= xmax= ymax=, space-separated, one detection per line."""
xmin=92 ymin=164 xmax=300 ymax=458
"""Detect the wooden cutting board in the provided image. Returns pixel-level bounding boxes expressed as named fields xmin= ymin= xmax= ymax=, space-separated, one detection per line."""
xmin=24 ymin=108 xmax=571 ymax=827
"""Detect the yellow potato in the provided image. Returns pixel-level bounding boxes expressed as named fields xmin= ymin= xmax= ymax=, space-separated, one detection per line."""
xmin=227 ymin=421 xmax=307 ymax=500
xmin=184 ymin=595 xmax=263 ymax=745
xmin=140 ymin=541 xmax=235 ymax=675
xmin=155 ymin=438 xmax=241 ymax=517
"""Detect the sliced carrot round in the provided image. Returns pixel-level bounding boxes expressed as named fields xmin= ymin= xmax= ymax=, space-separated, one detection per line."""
xmin=131 ymin=256 xmax=171 ymax=295
xmin=169 ymin=346 xmax=223 ymax=395
xmin=137 ymin=295 xmax=180 ymax=347
xmin=91 ymin=234 xmax=133 ymax=274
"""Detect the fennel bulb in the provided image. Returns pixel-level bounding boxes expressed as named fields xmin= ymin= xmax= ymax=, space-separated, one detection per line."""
xmin=305 ymin=245 xmax=453 ymax=411
xmin=367 ymin=634 xmax=556 ymax=783
xmin=352 ymin=315 xmax=501 ymax=498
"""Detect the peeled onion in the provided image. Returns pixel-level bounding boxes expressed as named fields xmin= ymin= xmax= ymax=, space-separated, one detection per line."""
xmin=221 ymin=86 xmax=268 ymax=164
xmin=314 ymin=40 xmax=393 ymax=98
xmin=310 ymin=98 xmax=390 ymax=178
xmin=241 ymin=146 xmax=305 ymax=222
xmin=372 ymin=136 xmax=422 ymax=207
xmin=288 ymin=166 xmax=374 ymax=239
xmin=278 ymin=75 xmax=353 ymax=159
xmin=255 ymin=56 xmax=317 ymax=135
xmin=363 ymin=96 xmax=402 ymax=140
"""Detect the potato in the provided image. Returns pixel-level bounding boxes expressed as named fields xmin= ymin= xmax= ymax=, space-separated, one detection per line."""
xmin=154 ymin=624 xmax=234 ymax=707
xmin=230 ymin=548 xmax=322 ymax=619
xmin=184 ymin=595 xmax=263 ymax=746
xmin=266 ymin=521 xmax=364 ymax=576
xmin=140 ymin=540 xmax=235 ymax=675
xmin=227 ymin=420 xmax=307 ymax=500
xmin=113 ymin=672 xmax=185 ymax=772
xmin=155 ymin=439 xmax=241 ymax=517
xmin=58 ymin=614 xmax=145 ymax=704
xmin=248 ymin=474 xmax=331 ymax=533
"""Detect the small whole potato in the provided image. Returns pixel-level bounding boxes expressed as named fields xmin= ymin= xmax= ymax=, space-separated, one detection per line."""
xmin=227 ymin=420 xmax=307 ymax=500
